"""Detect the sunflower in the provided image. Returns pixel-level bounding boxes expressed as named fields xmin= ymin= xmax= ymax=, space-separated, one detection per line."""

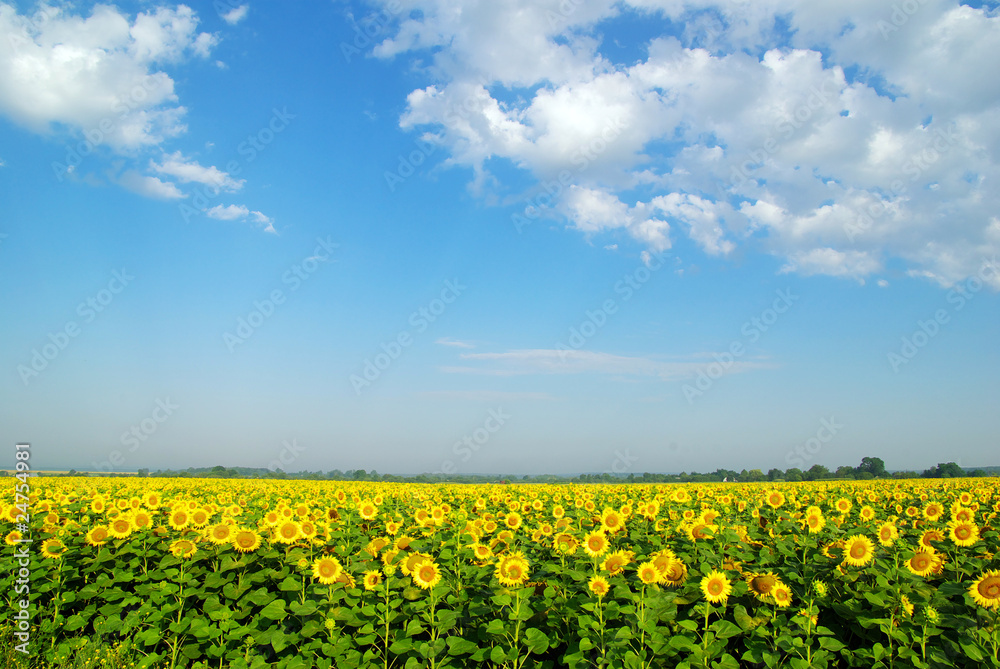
xmin=686 ymin=522 xmax=716 ymax=542
xmin=601 ymin=550 xmax=633 ymax=576
xmin=496 ymin=555 xmax=530 ymax=588
xmin=168 ymin=509 xmax=190 ymax=530
xmin=951 ymin=506 xmax=974 ymax=523
xmin=553 ymin=533 xmax=578 ymax=555
xmin=583 ymin=530 xmax=609 ymax=558
xmin=363 ymin=570 xmax=383 ymax=591
xmin=834 ymin=498 xmax=852 ymax=514
xmin=805 ymin=513 xmax=826 ymax=533
xmin=588 ymin=574 xmax=610 ymax=598
xmin=108 ymin=516 xmax=134 ymax=539
xmin=842 ymin=535 xmax=875 ymax=567
xmin=190 ymin=508 xmax=210 ymax=527
xmin=877 ymin=522 xmax=898 ymax=546
xmin=969 ymin=570 xmax=1000 ymax=610
xmin=41 ymin=538 xmax=66 ymax=559
xmin=859 ymin=505 xmax=876 ymax=522
xmin=746 ymin=572 xmax=780 ymax=602
xmin=948 ymin=520 xmax=979 ymax=547
xmin=4 ymin=530 xmax=22 ymax=546
xmin=232 ymin=528 xmax=261 ymax=553
xmin=773 ymin=584 xmax=793 ymax=608
xmin=701 ymin=571 xmax=732 ymax=604
xmin=358 ymin=500 xmax=378 ymax=521
xmin=131 ymin=510 xmax=153 ymax=530
xmin=469 ymin=542 xmax=493 ymax=564
xmin=900 ymin=595 xmax=914 ymax=617
xmin=312 ymin=557 xmax=344 ymax=585
xmin=208 ymin=523 xmax=234 ymax=545
xmin=637 ymin=561 xmax=659 ymax=585
xmin=601 ymin=508 xmax=625 ymax=534
xmin=274 ymin=520 xmax=301 ymax=544
xmin=86 ymin=526 xmax=110 ymax=547
xmin=919 ymin=529 xmax=944 ymax=550
xmin=144 ymin=492 xmax=160 ymax=508
xmin=765 ymin=491 xmax=785 ymax=509
xmin=412 ymin=560 xmax=443 ymax=590
xmin=169 ymin=539 xmax=197 ymax=559
xmin=905 ymin=550 xmax=938 ymax=577
xmin=300 ymin=521 xmax=318 ymax=540
xmin=923 ymin=502 xmax=944 ymax=521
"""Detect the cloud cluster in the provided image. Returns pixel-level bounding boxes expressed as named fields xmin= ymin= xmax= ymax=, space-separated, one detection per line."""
xmin=369 ymin=0 xmax=1000 ymax=288
xmin=0 ymin=2 xmax=270 ymax=230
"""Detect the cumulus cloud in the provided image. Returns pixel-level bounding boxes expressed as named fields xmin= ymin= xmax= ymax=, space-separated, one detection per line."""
xmin=118 ymin=170 xmax=185 ymax=199
xmin=221 ymin=5 xmax=249 ymax=25
xmin=367 ymin=0 xmax=1000 ymax=288
xmin=151 ymin=151 xmax=244 ymax=191
xmin=206 ymin=204 xmax=275 ymax=233
xmin=0 ymin=3 xmax=215 ymax=150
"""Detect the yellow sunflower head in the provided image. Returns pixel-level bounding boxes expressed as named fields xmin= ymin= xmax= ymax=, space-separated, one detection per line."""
xmin=312 ymin=556 xmax=344 ymax=585
xmin=700 ymin=570 xmax=732 ymax=604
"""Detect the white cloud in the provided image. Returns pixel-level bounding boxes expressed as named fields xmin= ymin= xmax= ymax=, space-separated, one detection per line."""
xmin=118 ymin=170 xmax=185 ymax=199
xmin=0 ymin=3 xmax=215 ymax=150
xmin=436 ymin=337 xmax=476 ymax=348
xmin=444 ymin=349 xmax=769 ymax=380
xmin=152 ymin=152 xmax=244 ymax=191
xmin=369 ymin=0 xmax=1000 ymax=288
xmin=221 ymin=5 xmax=249 ymax=26
xmin=207 ymin=204 xmax=275 ymax=233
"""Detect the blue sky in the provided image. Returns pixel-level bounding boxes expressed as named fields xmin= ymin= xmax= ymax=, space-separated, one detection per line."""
xmin=1 ymin=0 xmax=998 ymax=475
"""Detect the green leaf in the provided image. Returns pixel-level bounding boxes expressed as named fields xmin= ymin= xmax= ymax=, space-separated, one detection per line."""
xmin=490 ymin=646 xmax=507 ymax=664
xmin=260 ymin=599 xmax=288 ymax=621
xmin=710 ymin=620 xmax=742 ymax=640
xmin=446 ymin=637 xmax=478 ymax=655
xmin=525 ymin=628 xmax=550 ymax=655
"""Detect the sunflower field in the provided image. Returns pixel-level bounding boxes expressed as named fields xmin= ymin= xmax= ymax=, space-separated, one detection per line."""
xmin=1 ymin=478 xmax=999 ymax=669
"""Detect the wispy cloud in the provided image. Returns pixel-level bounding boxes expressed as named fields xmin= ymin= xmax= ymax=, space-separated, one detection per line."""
xmin=418 ymin=390 xmax=556 ymax=402
xmin=436 ymin=337 xmax=475 ymax=349
xmin=442 ymin=349 xmax=772 ymax=380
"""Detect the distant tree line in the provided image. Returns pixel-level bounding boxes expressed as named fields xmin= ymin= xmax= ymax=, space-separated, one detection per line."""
xmin=123 ymin=457 xmax=998 ymax=483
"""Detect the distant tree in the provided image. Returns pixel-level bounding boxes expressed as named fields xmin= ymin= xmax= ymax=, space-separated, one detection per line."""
xmin=805 ymin=464 xmax=830 ymax=481
xmin=767 ymin=468 xmax=784 ymax=481
xmin=834 ymin=465 xmax=855 ymax=479
xmin=855 ymin=457 xmax=886 ymax=478
xmin=856 ymin=471 xmax=875 ymax=480
xmin=784 ymin=468 xmax=803 ymax=482
xmin=923 ymin=462 xmax=965 ymax=478
xmin=137 ymin=468 xmax=149 ymax=477
xmin=746 ymin=469 xmax=765 ymax=482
